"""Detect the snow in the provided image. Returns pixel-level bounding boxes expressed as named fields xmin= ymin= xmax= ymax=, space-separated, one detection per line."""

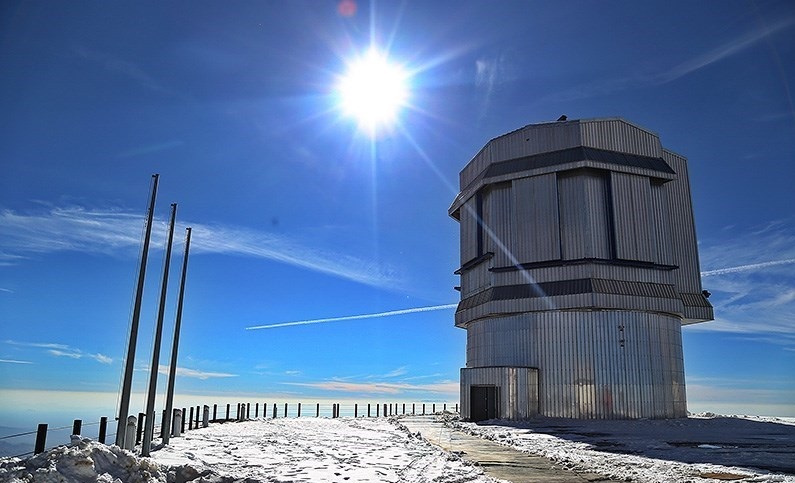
xmin=1 ymin=413 xmax=793 ymax=483
xmin=445 ymin=412 xmax=795 ymax=483
xmin=0 ymin=418 xmax=498 ymax=483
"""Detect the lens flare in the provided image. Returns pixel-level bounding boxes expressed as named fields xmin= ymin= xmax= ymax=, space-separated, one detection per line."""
xmin=337 ymin=49 xmax=409 ymax=135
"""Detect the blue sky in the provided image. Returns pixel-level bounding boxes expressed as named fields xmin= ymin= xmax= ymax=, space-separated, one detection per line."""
xmin=1 ymin=0 xmax=794 ymax=429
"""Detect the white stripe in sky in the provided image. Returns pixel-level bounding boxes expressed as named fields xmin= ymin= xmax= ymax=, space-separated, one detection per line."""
xmin=246 ymin=303 xmax=458 ymax=330
xmin=248 ymin=258 xmax=794 ymax=331
xmin=701 ymin=259 xmax=795 ymax=277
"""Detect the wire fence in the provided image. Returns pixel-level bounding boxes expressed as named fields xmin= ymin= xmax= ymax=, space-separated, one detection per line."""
xmin=0 ymin=401 xmax=458 ymax=459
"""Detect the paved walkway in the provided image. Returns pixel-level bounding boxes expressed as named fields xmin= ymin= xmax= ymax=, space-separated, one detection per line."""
xmin=400 ymin=416 xmax=622 ymax=483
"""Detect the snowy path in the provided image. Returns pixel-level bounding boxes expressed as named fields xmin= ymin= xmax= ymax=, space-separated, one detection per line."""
xmin=151 ymin=417 xmax=499 ymax=482
xmin=446 ymin=414 xmax=795 ymax=483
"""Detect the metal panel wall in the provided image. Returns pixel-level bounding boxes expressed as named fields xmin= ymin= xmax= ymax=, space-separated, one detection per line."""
xmin=662 ymin=150 xmax=703 ymax=294
xmin=558 ymin=171 xmax=613 ymax=260
xmin=650 ymin=182 xmax=674 ymax=266
xmin=513 ymin=174 xmax=560 ymax=263
xmin=491 ymin=122 xmax=582 ymax=162
xmin=580 ymin=119 xmax=662 ymax=158
xmin=465 ymin=311 xmax=686 ymax=419
xmin=484 ymin=183 xmax=514 ymax=267
xmin=460 ymin=197 xmax=478 ymax=265
xmin=460 ymin=366 xmax=539 ymax=420
xmin=460 ymin=265 xmax=491 ymax=298
xmin=611 ymin=172 xmax=654 ymax=262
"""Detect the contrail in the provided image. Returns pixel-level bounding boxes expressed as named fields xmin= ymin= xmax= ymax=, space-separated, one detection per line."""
xmin=247 ymin=258 xmax=794 ymax=331
xmin=246 ymin=303 xmax=458 ymax=330
xmin=701 ymin=258 xmax=795 ymax=277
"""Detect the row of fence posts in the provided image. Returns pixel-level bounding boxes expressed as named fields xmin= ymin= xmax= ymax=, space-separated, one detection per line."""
xmin=29 ymin=402 xmax=458 ymax=455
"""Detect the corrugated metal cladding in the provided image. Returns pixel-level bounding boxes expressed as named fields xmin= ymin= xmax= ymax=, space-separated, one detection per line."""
xmin=465 ymin=312 xmax=686 ymax=419
xmin=452 ymin=118 xmax=712 ymax=420
xmin=460 ymin=367 xmax=539 ymax=420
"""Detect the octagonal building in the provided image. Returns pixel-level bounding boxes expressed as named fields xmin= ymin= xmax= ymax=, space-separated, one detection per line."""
xmin=450 ymin=118 xmax=713 ymax=420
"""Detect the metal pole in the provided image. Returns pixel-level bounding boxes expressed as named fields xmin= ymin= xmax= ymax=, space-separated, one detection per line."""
xmin=116 ymin=174 xmax=159 ymax=447
xmin=142 ymin=203 xmax=177 ymax=456
xmin=162 ymin=227 xmax=192 ymax=444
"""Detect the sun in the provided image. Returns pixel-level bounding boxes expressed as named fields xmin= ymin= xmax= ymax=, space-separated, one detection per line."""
xmin=337 ymin=49 xmax=410 ymax=135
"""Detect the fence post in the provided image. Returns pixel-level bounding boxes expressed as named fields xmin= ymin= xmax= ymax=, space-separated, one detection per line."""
xmin=203 ymin=405 xmax=210 ymax=428
xmin=246 ymin=403 xmax=250 ymax=419
xmin=99 ymin=417 xmax=107 ymax=444
xmin=422 ymin=404 xmax=425 ymax=415
xmin=125 ymin=415 xmax=137 ymax=450
xmin=368 ymin=404 xmax=371 ymax=417
xmin=456 ymin=403 xmax=458 ymax=413
xmin=316 ymin=403 xmax=320 ymax=417
xmin=413 ymin=403 xmax=415 ymax=415
xmin=273 ymin=403 xmax=277 ymax=418
xmin=354 ymin=404 xmax=358 ymax=418
xmin=433 ymin=404 xmax=436 ymax=413
xmin=298 ymin=403 xmax=302 ymax=417
xmin=444 ymin=403 xmax=446 ymax=412
xmin=383 ymin=404 xmax=387 ymax=417
xmin=72 ymin=419 xmax=82 ymax=436
xmin=264 ymin=403 xmax=268 ymax=418
xmin=188 ymin=407 xmax=194 ymax=430
xmin=161 ymin=410 xmax=167 ymax=438
xmin=137 ymin=412 xmax=145 ymax=443
xmin=195 ymin=406 xmax=200 ymax=427
xmin=284 ymin=403 xmax=288 ymax=418
xmin=172 ymin=409 xmax=183 ymax=437
xmin=255 ymin=403 xmax=259 ymax=418
xmin=376 ymin=404 xmax=380 ymax=417
xmin=213 ymin=404 xmax=217 ymax=422
xmin=34 ymin=423 xmax=47 ymax=454
xmin=226 ymin=404 xmax=230 ymax=421
xmin=403 ymin=403 xmax=406 ymax=415
xmin=181 ymin=408 xmax=186 ymax=433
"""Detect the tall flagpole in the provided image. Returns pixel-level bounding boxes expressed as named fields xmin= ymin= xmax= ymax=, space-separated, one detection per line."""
xmin=116 ymin=174 xmax=159 ymax=447
xmin=141 ymin=203 xmax=177 ymax=456
xmin=162 ymin=227 xmax=192 ymax=445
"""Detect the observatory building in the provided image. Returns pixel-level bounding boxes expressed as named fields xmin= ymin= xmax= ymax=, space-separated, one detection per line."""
xmin=450 ymin=118 xmax=713 ymax=420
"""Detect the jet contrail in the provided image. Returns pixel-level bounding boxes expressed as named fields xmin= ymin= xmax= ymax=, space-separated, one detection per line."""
xmin=701 ymin=258 xmax=795 ymax=277
xmin=247 ymin=258 xmax=794 ymax=331
xmin=246 ymin=303 xmax=458 ymax=330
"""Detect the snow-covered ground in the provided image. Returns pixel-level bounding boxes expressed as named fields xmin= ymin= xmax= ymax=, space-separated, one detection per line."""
xmin=0 ymin=417 xmax=498 ymax=483
xmin=2 ymin=413 xmax=794 ymax=483
xmin=447 ymin=412 xmax=795 ymax=483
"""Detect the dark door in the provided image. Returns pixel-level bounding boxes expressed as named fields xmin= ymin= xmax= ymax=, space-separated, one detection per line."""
xmin=470 ymin=386 xmax=499 ymax=421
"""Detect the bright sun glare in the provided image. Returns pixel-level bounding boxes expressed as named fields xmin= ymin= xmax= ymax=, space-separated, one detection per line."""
xmin=337 ymin=49 xmax=409 ymax=135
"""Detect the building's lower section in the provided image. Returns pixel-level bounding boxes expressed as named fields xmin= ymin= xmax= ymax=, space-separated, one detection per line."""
xmin=460 ymin=366 xmax=539 ymax=421
xmin=461 ymin=310 xmax=687 ymax=420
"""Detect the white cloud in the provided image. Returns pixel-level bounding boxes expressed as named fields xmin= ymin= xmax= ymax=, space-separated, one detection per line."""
xmin=382 ymin=367 xmax=408 ymax=378
xmin=656 ymin=17 xmax=795 ymax=84
xmin=5 ymin=340 xmax=71 ymax=350
xmin=689 ymin=221 xmax=795 ymax=344
xmin=5 ymin=340 xmax=113 ymax=364
xmin=0 ymin=358 xmax=33 ymax=364
xmin=284 ymin=379 xmax=459 ymax=397
xmin=48 ymin=349 xmax=82 ymax=359
xmin=0 ymin=206 xmax=400 ymax=289
xmin=157 ymin=364 xmax=237 ymax=380
xmin=543 ymin=17 xmax=795 ymax=102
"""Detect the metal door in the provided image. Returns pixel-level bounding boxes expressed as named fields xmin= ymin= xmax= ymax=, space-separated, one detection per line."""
xmin=470 ymin=385 xmax=499 ymax=421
